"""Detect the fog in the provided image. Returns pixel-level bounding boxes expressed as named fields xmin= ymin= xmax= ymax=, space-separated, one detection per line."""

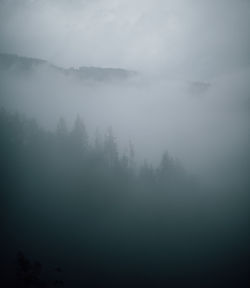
xmin=0 ymin=1 xmax=249 ymax=287
xmin=0 ymin=0 xmax=249 ymax=172
xmin=0 ymin=0 xmax=249 ymax=76
xmin=0 ymin=61 xmax=249 ymax=176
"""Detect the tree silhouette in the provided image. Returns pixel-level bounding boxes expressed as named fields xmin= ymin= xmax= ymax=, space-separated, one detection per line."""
xmin=1 ymin=109 xmax=247 ymax=287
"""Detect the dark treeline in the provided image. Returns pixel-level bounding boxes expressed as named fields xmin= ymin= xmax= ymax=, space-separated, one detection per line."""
xmin=0 ymin=108 xmax=249 ymax=287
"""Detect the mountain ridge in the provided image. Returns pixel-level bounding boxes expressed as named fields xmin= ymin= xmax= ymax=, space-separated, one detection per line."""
xmin=0 ymin=52 xmax=137 ymax=81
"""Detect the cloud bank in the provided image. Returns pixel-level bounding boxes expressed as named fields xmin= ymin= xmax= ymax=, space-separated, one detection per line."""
xmin=0 ymin=0 xmax=249 ymax=79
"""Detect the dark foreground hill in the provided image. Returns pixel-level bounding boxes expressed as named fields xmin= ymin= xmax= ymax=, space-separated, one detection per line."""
xmin=0 ymin=109 xmax=248 ymax=287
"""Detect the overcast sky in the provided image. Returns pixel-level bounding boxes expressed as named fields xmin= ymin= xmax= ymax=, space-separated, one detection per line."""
xmin=0 ymin=0 xmax=249 ymax=80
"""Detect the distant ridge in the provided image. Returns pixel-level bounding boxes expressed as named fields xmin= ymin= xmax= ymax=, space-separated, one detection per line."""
xmin=0 ymin=52 xmax=137 ymax=81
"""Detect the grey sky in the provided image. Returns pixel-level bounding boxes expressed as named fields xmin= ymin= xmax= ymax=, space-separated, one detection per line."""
xmin=0 ymin=0 xmax=249 ymax=80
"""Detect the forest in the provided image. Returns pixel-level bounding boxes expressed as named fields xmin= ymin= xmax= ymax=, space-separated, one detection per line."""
xmin=0 ymin=108 xmax=248 ymax=287
xmin=0 ymin=0 xmax=249 ymax=287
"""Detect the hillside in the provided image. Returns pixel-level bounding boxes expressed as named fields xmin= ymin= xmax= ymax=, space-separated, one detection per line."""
xmin=0 ymin=52 xmax=136 ymax=82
